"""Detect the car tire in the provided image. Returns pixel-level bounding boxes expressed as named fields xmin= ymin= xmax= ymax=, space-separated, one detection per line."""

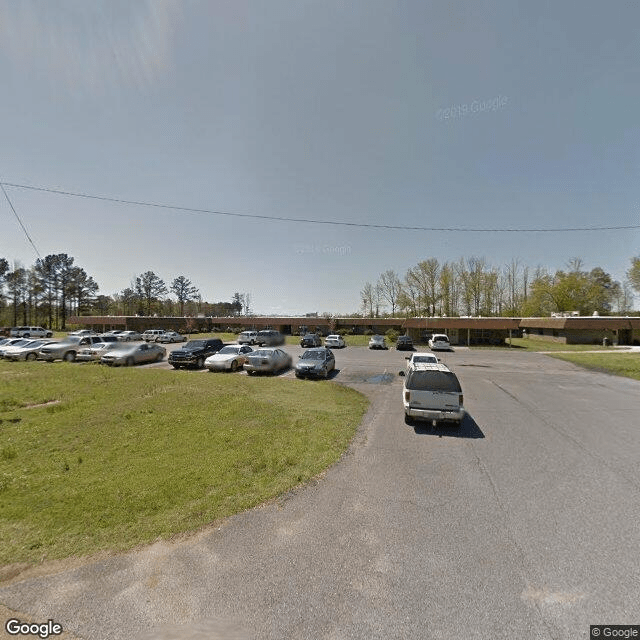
xmin=63 ymin=351 xmax=76 ymax=362
xmin=26 ymin=353 xmax=37 ymax=361
xmin=45 ymin=332 xmax=53 ymax=338
xmin=156 ymin=352 xmax=164 ymax=362
xmin=196 ymin=357 xmax=204 ymax=369
xmin=230 ymin=360 xmax=239 ymax=372
xmin=404 ymin=413 xmax=414 ymax=426
xmin=126 ymin=357 xmax=135 ymax=367
xmin=171 ymin=364 xmax=179 ymax=369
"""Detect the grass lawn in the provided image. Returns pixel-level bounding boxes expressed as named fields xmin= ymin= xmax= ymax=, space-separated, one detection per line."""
xmin=548 ymin=352 xmax=640 ymax=381
xmin=0 ymin=362 xmax=368 ymax=567
xmin=497 ymin=337 xmax=616 ymax=352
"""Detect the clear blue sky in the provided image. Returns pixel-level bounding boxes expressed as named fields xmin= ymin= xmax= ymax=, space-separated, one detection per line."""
xmin=1 ymin=0 xmax=638 ymax=314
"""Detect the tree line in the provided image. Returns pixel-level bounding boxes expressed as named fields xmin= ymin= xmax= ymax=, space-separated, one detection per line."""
xmin=0 ymin=254 xmax=252 ymax=329
xmin=360 ymin=256 xmax=640 ymax=318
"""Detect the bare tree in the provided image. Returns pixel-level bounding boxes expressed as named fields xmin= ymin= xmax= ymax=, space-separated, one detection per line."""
xmin=377 ymin=270 xmax=402 ymax=315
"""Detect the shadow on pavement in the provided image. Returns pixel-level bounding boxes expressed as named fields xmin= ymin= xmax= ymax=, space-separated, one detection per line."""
xmin=413 ymin=413 xmax=485 ymax=439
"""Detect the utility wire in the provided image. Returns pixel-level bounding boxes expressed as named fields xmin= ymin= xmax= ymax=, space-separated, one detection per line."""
xmin=1 ymin=182 xmax=41 ymax=258
xmin=2 ymin=180 xmax=639 ymax=233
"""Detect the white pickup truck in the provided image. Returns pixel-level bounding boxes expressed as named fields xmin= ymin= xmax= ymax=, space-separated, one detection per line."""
xmin=399 ymin=363 xmax=465 ymax=427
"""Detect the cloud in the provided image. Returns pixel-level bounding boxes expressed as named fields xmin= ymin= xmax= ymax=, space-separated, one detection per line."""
xmin=0 ymin=0 xmax=181 ymax=91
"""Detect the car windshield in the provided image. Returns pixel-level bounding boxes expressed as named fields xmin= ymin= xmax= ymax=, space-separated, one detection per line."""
xmin=218 ymin=346 xmax=239 ymax=354
xmin=406 ymin=371 xmax=461 ymax=393
xmin=301 ymin=351 xmax=323 ymax=360
xmin=185 ymin=340 xmax=206 ymax=349
xmin=413 ymin=355 xmax=437 ymax=363
xmin=251 ymin=350 xmax=273 ymax=357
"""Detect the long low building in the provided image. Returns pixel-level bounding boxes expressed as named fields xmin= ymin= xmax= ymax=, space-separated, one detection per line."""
xmin=68 ymin=315 xmax=640 ymax=346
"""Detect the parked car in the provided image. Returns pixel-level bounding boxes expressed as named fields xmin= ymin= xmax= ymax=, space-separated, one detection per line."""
xmin=237 ymin=331 xmax=259 ymax=345
xmin=100 ymin=342 xmax=166 ymax=366
xmin=95 ymin=335 xmax=120 ymax=343
xmin=68 ymin=329 xmax=98 ymax=337
xmin=75 ymin=342 xmax=122 ymax=362
xmin=167 ymin=338 xmax=224 ymax=369
xmin=396 ymin=335 xmax=414 ymax=351
xmin=256 ymin=330 xmax=285 ymax=346
xmin=324 ymin=334 xmax=346 ymax=349
xmin=244 ymin=348 xmax=291 ymax=375
xmin=0 ymin=338 xmax=28 ymax=356
xmin=368 ymin=335 xmax=387 ymax=350
xmin=204 ymin=345 xmax=254 ymax=372
xmin=3 ymin=339 xmax=51 ymax=361
xmin=405 ymin=352 xmax=439 ymax=367
xmin=157 ymin=331 xmax=187 ymax=343
xmin=118 ymin=331 xmax=143 ymax=342
xmin=295 ymin=347 xmax=336 ymax=379
xmin=9 ymin=326 xmax=53 ymax=338
xmin=300 ymin=333 xmax=322 ymax=348
xmin=429 ymin=334 xmax=452 ymax=351
xmin=142 ymin=329 xmax=165 ymax=342
xmin=39 ymin=336 xmax=104 ymax=362
xmin=399 ymin=363 xmax=464 ymax=427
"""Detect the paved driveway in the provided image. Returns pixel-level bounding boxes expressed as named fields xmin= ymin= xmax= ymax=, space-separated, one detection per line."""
xmin=1 ymin=348 xmax=639 ymax=639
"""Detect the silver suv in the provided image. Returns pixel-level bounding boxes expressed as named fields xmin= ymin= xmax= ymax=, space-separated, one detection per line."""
xmin=39 ymin=336 xmax=105 ymax=362
xmin=10 ymin=326 xmax=53 ymax=338
xmin=399 ymin=363 xmax=465 ymax=427
xmin=256 ymin=330 xmax=285 ymax=346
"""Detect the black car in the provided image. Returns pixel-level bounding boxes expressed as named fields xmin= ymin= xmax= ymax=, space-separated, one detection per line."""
xmin=300 ymin=333 xmax=322 ymax=348
xmin=295 ymin=347 xmax=335 ymax=379
xmin=396 ymin=335 xmax=414 ymax=351
xmin=167 ymin=338 xmax=224 ymax=369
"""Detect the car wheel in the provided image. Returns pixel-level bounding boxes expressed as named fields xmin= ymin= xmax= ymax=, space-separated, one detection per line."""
xmin=171 ymin=364 xmax=179 ymax=369
xmin=196 ymin=357 xmax=204 ymax=369
xmin=63 ymin=351 xmax=76 ymax=362
xmin=230 ymin=360 xmax=239 ymax=372
xmin=126 ymin=357 xmax=135 ymax=367
xmin=26 ymin=353 xmax=37 ymax=361
xmin=156 ymin=352 xmax=164 ymax=362
xmin=404 ymin=413 xmax=414 ymax=426
xmin=46 ymin=332 xmax=53 ymax=338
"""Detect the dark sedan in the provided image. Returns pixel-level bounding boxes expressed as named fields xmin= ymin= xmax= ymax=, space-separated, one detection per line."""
xmin=295 ymin=347 xmax=336 ymax=379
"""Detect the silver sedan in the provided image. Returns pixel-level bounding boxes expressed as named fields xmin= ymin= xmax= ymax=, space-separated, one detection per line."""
xmin=100 ymin=342 xmax=166 ymax=366
xmin=244 ymin=348 xmax=292 ymax=375
xmin=157 ymin=331 xmax=187 ymax=343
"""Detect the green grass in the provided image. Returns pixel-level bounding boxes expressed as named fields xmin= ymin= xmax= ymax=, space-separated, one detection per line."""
xmin=548 ymin=352 xmax=640 ymax=381
xmin=0 ymin=362 xmax=368 ymax=566
xmin=499 ymin=337 xmax=614 ymax=352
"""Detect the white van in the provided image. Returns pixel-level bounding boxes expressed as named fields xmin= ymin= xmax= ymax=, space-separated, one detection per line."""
xmin=399 ymin=363 xmax=465 ymax=427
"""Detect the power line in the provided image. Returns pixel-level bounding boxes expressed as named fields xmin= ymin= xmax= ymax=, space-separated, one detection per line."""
xmin=1 ymin=182 xmax=41 ymax=258
xmin=2 ymin=180 xmax=639 ymax=233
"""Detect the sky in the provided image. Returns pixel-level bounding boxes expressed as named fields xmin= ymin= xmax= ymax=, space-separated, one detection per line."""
xmin=1 ymin=0 xmax=639 ymax=315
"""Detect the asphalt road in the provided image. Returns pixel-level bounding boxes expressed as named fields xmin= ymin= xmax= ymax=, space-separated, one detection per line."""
xmin=1 ymin=346 xmax=639 ymax=639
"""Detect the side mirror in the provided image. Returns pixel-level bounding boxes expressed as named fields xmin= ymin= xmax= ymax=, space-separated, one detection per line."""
xmin=398 ymin=370 xmax=405 ymax=377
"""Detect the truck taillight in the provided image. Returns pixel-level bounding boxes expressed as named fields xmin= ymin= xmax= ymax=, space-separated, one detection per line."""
xmin=459 ymin=394 xmax=464 ymax=405
xmin=404 ymin=390 xmax=410 ymax=402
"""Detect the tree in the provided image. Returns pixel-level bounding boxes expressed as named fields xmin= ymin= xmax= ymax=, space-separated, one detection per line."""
xmin=628 ymin=257 xmax=640 ymax=294
xmin=135 ymin=271 xmax=167 ymax=316
xmin=360 ymin=282 xmax=375 ymax=317
xmin=171 ymin=276 xmax=200 ymax=316
xmin=5 ymin=265 xmax=27 ymax=326
xmin=377 ymin=270 xmax=402 ymax=315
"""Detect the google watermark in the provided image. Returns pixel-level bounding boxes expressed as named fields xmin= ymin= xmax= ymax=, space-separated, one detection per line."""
xmin=436 ymin=94 xmax=509 ymax=121
xmin=294 ymin=243 xmax=352 ymax=256
xmin=5 ymin=619 xmax=62 ymax=638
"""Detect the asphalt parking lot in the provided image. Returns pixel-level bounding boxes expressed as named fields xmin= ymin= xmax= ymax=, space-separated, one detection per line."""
xmin=2 ymin=345 xmax=640 ymax=639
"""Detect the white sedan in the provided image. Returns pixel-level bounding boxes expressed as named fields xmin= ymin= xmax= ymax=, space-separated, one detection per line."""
xmin=324 ymin=334 xmax=346 ymax=349
xmin=205 ymin=345 xmax=254 ymax=372
xmin=157 ymin=331 xmax=187 ymax=343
